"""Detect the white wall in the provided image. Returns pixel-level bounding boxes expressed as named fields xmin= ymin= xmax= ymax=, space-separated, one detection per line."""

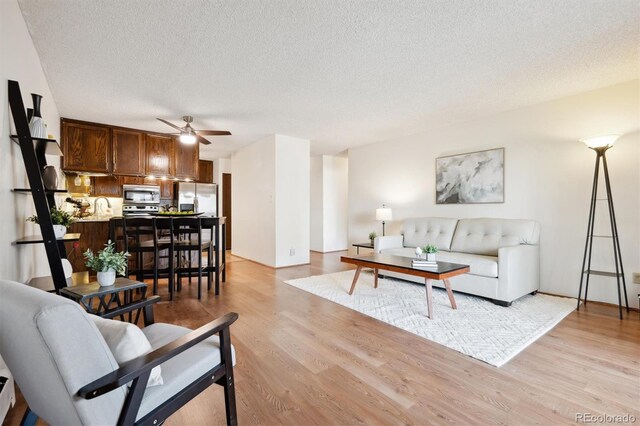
xmin=1 ymin=0 xmax=61 ymax=283
xmin=232 ymin=134 xmax=310 ymax=267
xmin=348 ymin=80 xmax=640 ymax=307
xmin=231 ymin=136 xmax=276 ymax=266
xmin=310 ymin=156 xmax=324 ymax=251
xmin=310 ymin=155 xmax=349 ymax=252
xmin=275 ymin=135 xmax=310 ymax=267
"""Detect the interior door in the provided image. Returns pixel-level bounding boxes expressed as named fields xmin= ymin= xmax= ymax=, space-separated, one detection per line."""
xmin=222 ymin=173 xmax=232 ymax=249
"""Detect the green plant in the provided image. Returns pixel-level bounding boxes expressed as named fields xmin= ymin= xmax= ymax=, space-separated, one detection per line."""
xmin=84 ymin=240 xmax=130 ymax=275
xmin=26 ymin=207 xmax=75 ymax=227
xmin=421 ymin=244 xmax=439 ymax=254
xmin=368 ymin=231 xmax=377 ymax=241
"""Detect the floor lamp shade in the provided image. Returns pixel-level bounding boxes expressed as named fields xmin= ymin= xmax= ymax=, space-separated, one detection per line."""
xmin=376 ymin=205 xmax=392 ymax=236
xmin=580 ymin=134 xmax=620 ymax=149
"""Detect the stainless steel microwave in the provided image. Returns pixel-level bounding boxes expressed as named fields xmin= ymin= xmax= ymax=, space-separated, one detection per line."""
xmin=122 ymin=185 xmax=160 ymax=205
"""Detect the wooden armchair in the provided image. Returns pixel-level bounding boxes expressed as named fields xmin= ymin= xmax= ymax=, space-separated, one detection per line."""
xmin=0 ymin=280 xmax=238 ymax=425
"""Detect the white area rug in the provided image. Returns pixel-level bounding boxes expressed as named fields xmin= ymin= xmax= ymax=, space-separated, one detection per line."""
xmin=284 ymin=270 xmax=576 ymax=367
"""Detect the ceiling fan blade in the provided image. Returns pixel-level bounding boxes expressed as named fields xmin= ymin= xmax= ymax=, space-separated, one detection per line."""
xmin=196 ymin=135 xmax=212 ymax=145
xmin=156 ymin=118 xmax=184 ymax=132
xmin=196 ymin=130 xmax=232 ymax=136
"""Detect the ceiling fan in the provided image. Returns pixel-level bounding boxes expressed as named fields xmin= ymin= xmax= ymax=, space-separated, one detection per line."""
xmin=157 ymin=116 xmax=231 ymax=145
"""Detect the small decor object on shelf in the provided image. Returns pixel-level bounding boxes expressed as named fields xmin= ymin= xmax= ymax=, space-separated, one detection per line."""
xmin=26 ymin=207 xmax=74 ymax=239
xmin=42 ymin=165 xmax=58 ymax=190
xmin=28 ymin=93 xmax=47 ymax=138
xmin=422 ymin=244 xmax=439 ymax=262
xmin=84 ymin=240 xmax=130 ymax=287
xmin=368 ymin=231 xmax=377 ymax=245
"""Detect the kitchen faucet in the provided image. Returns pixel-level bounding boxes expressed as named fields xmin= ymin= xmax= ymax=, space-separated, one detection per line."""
xmin=93 ymin=197 xmax=112 ymax=216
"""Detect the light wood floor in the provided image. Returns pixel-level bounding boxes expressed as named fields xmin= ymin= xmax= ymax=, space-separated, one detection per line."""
xmin=5 ymin=251 xmax=640 ymax=425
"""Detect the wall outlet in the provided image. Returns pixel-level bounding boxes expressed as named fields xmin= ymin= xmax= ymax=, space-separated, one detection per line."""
xmin=290 ymin=248 xmax=295 ymax=256
xmin=633 ymin=272 xmax=640 ymax=285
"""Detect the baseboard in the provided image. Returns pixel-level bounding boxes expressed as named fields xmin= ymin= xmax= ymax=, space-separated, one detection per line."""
xmin=228 ymin=253 xmax=310 ymax=269
xmin=539 ymin=291 xmax=639 ymax=312
xmin=310 ymin=249 xmax=349 ymax=254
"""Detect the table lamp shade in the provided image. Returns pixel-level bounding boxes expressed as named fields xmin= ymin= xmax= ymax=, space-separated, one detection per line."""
xmin=580 ymin=134 xmax=620 ymax=149
xmin=376 ymin=206 xmax=392 ymax=221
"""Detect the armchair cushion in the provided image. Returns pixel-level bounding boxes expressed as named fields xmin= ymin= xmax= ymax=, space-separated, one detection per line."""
xmin=90 ymin=315 xmax=163 ymax=387
xmin=136 ymin=323 xmax=236 ymax=420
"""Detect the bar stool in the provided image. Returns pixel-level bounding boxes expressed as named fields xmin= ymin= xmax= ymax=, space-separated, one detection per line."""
xmin=152 ymin=217 xmax=176 ymax=300
xmin=201 ymin=217 xmax=226 ymax=295
xmin=122 ymin=217 xmax=169 ymax=296
xmin=173 ymin=217 xmax=209 ymax=299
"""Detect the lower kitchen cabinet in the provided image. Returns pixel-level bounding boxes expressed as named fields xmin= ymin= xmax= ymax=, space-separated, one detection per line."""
xmin=65 ymin=221 xmax=111 ymax=272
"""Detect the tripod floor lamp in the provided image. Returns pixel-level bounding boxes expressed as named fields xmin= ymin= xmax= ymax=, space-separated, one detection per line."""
xmin=576 ymin=134 xmax=628 ymax=319
xmin=376 ymin=204 xmax=392 ymax=236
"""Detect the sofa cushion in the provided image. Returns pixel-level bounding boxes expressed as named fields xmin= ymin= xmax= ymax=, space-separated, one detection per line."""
xmin=137 ymin=323 xmax=236 ymax=421
xmin=401 ymin=217 xmax=458 ymax=251
xmin=450 ymin=218 xmax=541 ymax=256
xmin=380 ymin=247 xmax=498 ymax=278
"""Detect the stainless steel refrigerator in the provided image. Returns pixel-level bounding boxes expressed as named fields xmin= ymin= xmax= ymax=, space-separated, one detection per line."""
xmin=175 ymin=183 xmax=218 ymax=216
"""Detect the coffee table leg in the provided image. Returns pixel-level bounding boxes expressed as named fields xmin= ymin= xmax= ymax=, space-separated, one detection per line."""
xmin=443 ymin=279 xmax=457 ymax=310
xmin=349 ymin=266 xmax=362 ymax=295
xmin=425 ymin=278 xmax=433 ymax=319
xmin=374 ymin=269 xmax=378 ymax=289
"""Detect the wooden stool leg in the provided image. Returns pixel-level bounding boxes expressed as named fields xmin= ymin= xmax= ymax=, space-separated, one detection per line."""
xmin=443 ymin=279 xmax=457 ymax=310
xmin=374 ymin=268 xmax=379 ymax=289
xmin=348 ymin=266 xmax=362 ymax=295
xmin=425 ymin=278 xmax=433 ymax=319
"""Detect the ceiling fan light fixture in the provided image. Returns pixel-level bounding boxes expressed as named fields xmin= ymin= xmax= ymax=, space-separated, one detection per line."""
xmin=179 ymin=132 xmax=197 ymax=144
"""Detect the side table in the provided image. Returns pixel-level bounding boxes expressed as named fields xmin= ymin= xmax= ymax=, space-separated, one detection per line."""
xmin=60 ymin=277 xmax=148 ymax=322
xmin=352 ymin=242 xmax=375 ymax=254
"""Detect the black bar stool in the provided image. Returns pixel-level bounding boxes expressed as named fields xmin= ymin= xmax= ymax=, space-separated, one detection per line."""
xmin=122 ymin=217 xmax=169 ymax=296
xmin=152 ymin=217 xmax=176 ymax=300
xmin=201 ymin=217 xmax=226 ymax=295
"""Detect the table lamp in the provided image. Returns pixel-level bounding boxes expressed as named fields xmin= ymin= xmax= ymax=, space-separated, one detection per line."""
xmin=375 ymin=204 xmax=392 ymax=236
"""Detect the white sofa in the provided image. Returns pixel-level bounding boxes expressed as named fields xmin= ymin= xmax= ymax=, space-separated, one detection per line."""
xmin=374 ymin=217 xmax=541 ymax=306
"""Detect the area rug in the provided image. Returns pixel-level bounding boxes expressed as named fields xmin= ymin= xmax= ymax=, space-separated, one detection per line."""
xmin=284 ymin=270 xmax=576 ymax=367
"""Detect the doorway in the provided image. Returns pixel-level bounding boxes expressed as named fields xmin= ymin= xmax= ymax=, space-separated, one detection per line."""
xmin=222 ymin=173 xmax=232 ymax=249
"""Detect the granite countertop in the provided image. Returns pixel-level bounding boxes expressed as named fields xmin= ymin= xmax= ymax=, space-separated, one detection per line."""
xmin=74 ymin=216 xmax=120 ymax=223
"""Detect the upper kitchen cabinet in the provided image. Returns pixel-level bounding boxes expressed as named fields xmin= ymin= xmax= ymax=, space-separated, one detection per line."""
xmin=112 ymin=129 xmax=145 ymax=176
xmin=145 ymin=134 xmax=174 ymax=177
xmin=174 ymin=140 xmax=199 ymax=179
xmin=61 ymin=119 xmax=111 ymax=173
xmin=198 ymin=160 xmax=213 ymax=183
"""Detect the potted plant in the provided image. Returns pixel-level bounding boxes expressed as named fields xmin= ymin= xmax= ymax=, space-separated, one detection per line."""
xmin=368 ymin=231 xmax=377 ymax=245
xmin=84 ymin=240 xmax=130 ymax=286
xmin=421 ymin=244 xmax=439 ymax=261
xmin=26 ymin=207 xmax=75 ymax=239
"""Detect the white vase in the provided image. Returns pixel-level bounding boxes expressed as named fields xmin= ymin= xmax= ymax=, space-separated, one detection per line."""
xmin=97 ymin=269 xmax=116 ymax=287
xmin=29 ymin=116 xmax=47 ymax=138
xmin=52 ymin=225 xmax=67 ymax=239
xmin=426 ymin=253 xmax=436 ymax=262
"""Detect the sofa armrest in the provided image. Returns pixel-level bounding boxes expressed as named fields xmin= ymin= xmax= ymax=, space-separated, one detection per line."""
xmin=374 ymin=235 xmax=404 ymax=253
xmin=497 ymin=244 xmax=540 ymax=302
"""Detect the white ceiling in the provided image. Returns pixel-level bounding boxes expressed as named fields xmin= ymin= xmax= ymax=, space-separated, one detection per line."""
xmin=18 ymin=0 xmax=640 ymax=157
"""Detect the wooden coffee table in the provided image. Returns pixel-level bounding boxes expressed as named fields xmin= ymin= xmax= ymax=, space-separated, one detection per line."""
xmin=341 ymin=254 xmax=470 ymax=319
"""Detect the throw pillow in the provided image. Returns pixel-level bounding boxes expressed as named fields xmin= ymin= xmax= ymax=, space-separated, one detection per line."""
xmin=90 ymin=315 xmax=163 ymax=387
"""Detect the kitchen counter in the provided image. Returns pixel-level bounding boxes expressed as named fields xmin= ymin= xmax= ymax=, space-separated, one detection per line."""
xmin=74 ymin=216 xmax=115 ymax=223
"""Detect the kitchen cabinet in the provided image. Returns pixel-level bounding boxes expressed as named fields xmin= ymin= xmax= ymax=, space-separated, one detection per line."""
xmin=66 ymin=221 xmax=111 ymax=272
xmin=122 ymin=176 xmax=146 ymax=185
xmin=198 ymin=160 xmax=213 ymax=183
xmin=160 ymin=180 xmax=174 ymax=199
xmin=174 ymin=140 xmax=199 ymax=179
xmin=62 ymin=120 xmax=111 ymax=173
xmin=112 ymin=129 xmax=145 ymax=176
xmin=93 ymin=176 xmax=122 ymax=197
xmin=145 ymin=134 xmax=174 ymax=177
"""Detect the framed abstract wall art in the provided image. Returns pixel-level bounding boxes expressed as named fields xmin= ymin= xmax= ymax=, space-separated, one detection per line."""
xmin=435 ymin=148 xmax=504 ymax=204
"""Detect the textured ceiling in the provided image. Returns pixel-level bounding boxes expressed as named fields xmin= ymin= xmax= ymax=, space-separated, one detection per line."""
xmin=18 ymin=0 xmax=640 ymax=157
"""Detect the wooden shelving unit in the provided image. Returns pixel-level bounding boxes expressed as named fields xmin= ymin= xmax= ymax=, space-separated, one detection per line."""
xmin=8 ymin=79 xmax=79 ymax=293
